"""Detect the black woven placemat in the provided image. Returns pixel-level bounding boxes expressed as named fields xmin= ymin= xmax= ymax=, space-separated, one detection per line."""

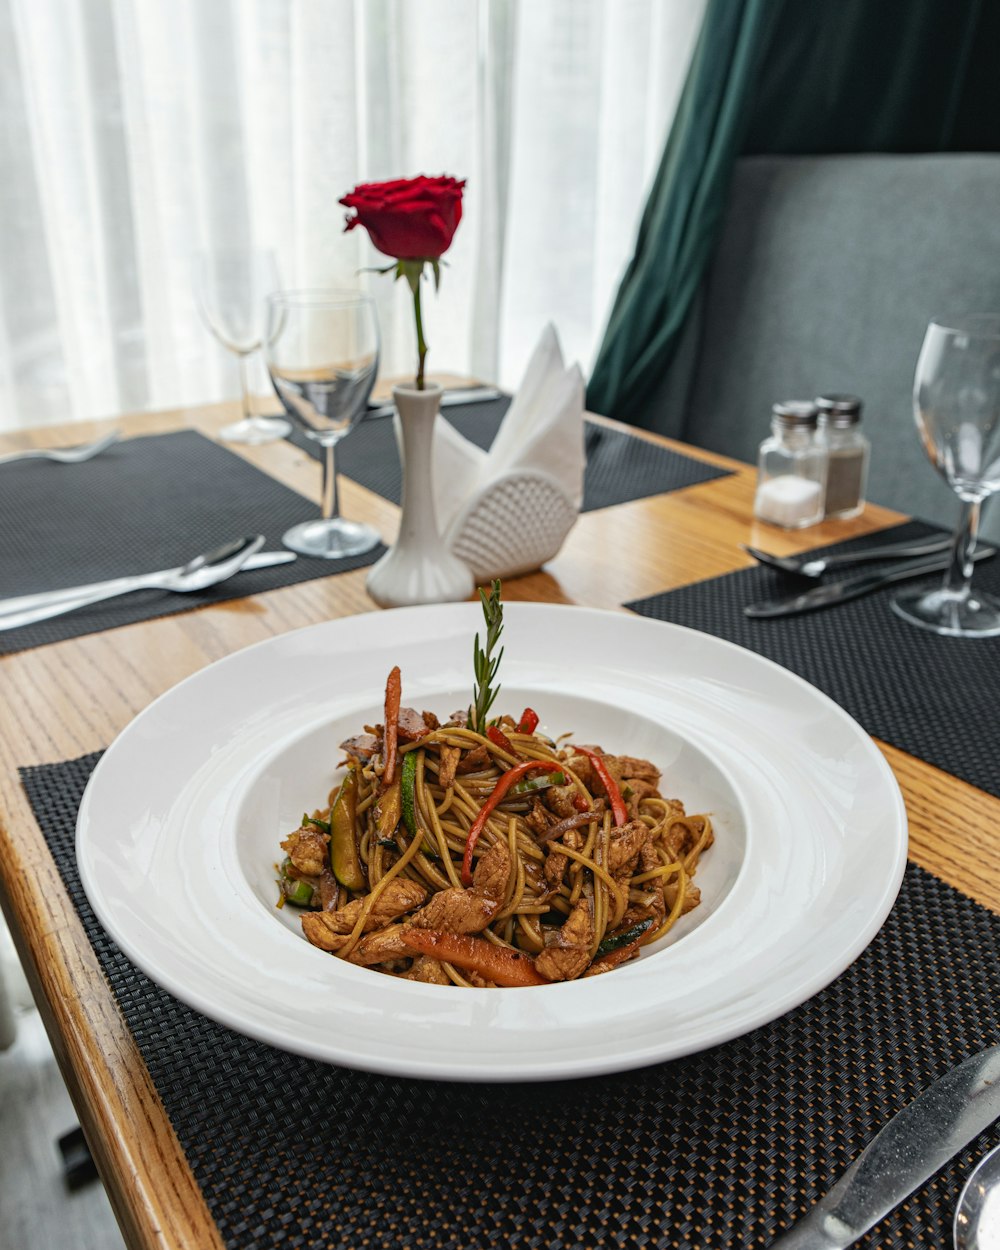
xmin=23 ymin=750 xmax=1000 ymax=1249
xmin=627 ymin=519 xmax=1000 ymax=799
xmin=0 ymin=430 xmax=385 ymax=655
xmin=289 ymin=396 xmax=731 ymax=511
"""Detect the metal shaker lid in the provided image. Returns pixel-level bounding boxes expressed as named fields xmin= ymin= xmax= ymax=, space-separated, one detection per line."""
xmin=816 ymin=394 xmax=863 ymax=427
xmin=772 ymin=400 xmax=819 ymax=429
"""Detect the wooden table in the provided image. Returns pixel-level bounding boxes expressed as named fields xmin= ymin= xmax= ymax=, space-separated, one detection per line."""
xmin=1 ymin=398 xmax=997 ymax=1250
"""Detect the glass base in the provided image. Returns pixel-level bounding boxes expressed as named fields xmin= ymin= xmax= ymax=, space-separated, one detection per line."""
xmin=891 ymin=582 xmax=1000 ymax=637
xmin=282 ymin=517 xmax=381 ymax=560
xmin=218 ymin=415 xmax=291 ymax=445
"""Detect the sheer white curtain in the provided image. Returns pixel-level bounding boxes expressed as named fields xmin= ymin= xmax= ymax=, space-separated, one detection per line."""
xmin=0 ymin=0 xmax=704 ymax=431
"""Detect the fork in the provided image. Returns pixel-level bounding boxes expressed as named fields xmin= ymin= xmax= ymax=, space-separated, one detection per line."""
xmin=0 ymin=430 xmax=121 ymax=467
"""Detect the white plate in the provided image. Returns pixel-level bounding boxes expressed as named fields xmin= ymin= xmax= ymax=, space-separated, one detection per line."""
xmin=77 ymin=603 xmax=907 ymax=1082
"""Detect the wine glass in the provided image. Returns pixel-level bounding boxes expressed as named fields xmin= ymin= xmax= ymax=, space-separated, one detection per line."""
xmin=194 ymin=248 xmax=291 ymax=445
xmin=892 ymin=314 xmax=1000 ymax=637
xmin=264 ymin=289 xmax=381 ymax=559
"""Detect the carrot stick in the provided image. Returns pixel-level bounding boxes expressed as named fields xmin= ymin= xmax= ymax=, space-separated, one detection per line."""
xmin=383 ymin=665 xmax=402 ymax=787
xmin=399 ymin=928 xmax=550 ymax=987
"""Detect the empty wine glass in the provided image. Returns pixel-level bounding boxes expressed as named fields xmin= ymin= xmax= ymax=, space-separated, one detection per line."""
xmin=194 ymin=248 xmax=291 ymax=445
xmin=264 ymin=289 xmax=381 ymax=559
xmin=892 ymin=314 xmax=1000 ymax=637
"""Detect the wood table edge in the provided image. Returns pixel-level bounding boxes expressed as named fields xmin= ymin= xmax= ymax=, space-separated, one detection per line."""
xmin=0 ymin=797 xmax=225 ymax=1250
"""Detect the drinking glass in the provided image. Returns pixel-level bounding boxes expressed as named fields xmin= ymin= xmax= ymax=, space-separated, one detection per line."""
xmin=194 ymin=248 xmax=291 ymax=445
xmin=264 ymin=289 xmax=381 ymax=559
xmin=892 ymin=314 xmax=1000 ymax=637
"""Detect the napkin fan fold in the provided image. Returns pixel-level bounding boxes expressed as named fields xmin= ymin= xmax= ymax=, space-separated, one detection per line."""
xmin=427 ymin=324 xmax=585 ymax=580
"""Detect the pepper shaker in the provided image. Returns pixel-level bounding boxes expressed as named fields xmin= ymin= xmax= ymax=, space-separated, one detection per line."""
xmin=816 ymin=394 xmax=870 ymax=519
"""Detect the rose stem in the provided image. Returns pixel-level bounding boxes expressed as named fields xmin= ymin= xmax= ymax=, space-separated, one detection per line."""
xmin=412 ymin=271 xmax=427 ymax=390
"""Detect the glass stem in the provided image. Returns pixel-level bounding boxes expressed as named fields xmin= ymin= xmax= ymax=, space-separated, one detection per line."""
xmin=238 ymin=352 xmax=255 ymax=425
xmin=943 ymin=498 xmax=980 ymax=599
xmin=321 ymin=441 xmax=340 ymax=522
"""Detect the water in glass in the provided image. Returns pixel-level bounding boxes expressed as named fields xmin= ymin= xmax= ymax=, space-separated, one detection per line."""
xmin=265 ymin=290 xmax=381 ymax=560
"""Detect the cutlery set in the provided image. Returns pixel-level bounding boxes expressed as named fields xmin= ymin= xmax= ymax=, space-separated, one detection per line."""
xmin=0 ymin=539 xmax=296 ymax=631
xmin=771 ymin=1043 xmax=1000 ymax=1249
xmin=742 ymin=535 xmax=996 ymax=618
xmin=0 ymin=430 xmax=299 ymax=631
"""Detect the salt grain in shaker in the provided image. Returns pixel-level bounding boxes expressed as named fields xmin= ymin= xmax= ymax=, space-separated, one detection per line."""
xmin=754 ymin=400 xmax=828 ymax=528
xmin=816 ymin=394 xmax=869 ymax=519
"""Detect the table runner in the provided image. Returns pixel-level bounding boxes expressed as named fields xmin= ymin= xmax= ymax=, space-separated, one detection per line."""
xmin=0 ymin=430 xmax=385 ymax=656
xmin=627 ymin=519 xmax=1000 ymax=799
xmin=22 ymin=751 xmax=1000 ymax=1250
xmin=291 ymin=395 xmax=732 ymax=511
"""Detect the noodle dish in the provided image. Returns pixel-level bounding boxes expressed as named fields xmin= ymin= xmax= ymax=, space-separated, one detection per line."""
xmin=276 ymin=582 xmax=713 ymax=987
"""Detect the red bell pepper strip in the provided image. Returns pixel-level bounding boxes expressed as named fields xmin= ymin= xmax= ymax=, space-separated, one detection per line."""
xmin=517 ymin=707 xmax=539 ymax=734
xmin=486 ymin=724 xmax=515 ymax=755
xmin=461 ymin=759 xmax=558 ymax=885
xmin=382 ymin=666 xmax=402 ymax=787
xmin=574 ymin=746 xmax=628 ymax=827
xmin=400 ymin=928 xmax=550 ymax=986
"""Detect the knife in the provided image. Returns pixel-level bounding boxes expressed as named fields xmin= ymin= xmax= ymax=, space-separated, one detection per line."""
xmin=0 ymin=550 xmax=296 ymax=618
xmin=771 ymin=1044 xmax=1000 ymax=1248
xmin=744 ymin=547 xmax=996 ymax=618
xmin=366 ymin=386 xmax=503 ymax=419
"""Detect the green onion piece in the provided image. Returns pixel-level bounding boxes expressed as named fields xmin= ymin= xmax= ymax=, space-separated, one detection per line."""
xmin=282 ymin=877 xmax=315 ymax=907
xmin=507 ymin=769 xmax=566 ymax=797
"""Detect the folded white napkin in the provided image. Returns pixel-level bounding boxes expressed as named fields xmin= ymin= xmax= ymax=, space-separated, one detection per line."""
xmin=432 ymin=324 xmax=586 ymax=543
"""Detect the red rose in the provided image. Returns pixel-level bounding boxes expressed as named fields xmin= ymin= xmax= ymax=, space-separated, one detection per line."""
xmin=340 ymin=175 xmax=465 ymax=260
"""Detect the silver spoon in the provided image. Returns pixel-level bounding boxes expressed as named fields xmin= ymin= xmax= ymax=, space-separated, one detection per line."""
xmin=741 ymin=534 xmax=953 ymax=578
xmin=0 ymin=430 xmax=121 ymax=467
xmin=955 ymin=1144 xmax=1000 ymax=1249
xmin=0 ymin=535 xmax=265 ymax=631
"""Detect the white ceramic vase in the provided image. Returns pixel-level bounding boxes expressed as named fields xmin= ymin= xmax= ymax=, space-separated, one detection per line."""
xmin=365 ymin=383 xmax=475 ymax=609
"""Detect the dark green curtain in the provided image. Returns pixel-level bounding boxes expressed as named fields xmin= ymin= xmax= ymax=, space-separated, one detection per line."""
xmin=585 ymin=0 xmax=779 ymax=423
xmin=744 ymin=0 xmax=1000 ymax=155
xmin=587 ymin=0 xmax=1000 ymax=424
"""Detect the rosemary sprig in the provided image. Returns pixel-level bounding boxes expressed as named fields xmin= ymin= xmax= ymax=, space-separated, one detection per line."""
xmin=468 ymin=579 xmax=504 ymax=734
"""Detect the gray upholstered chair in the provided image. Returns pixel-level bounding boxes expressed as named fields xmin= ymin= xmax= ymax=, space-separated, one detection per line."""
xmin=638 ymin=154 xmax=1000 ymax=540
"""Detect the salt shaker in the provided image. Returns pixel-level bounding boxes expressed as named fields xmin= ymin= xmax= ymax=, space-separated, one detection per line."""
xmin=753 ymin=400 xmax=828 ymax=529
xmin=816 ymin=393 xmax=870 ymax=519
